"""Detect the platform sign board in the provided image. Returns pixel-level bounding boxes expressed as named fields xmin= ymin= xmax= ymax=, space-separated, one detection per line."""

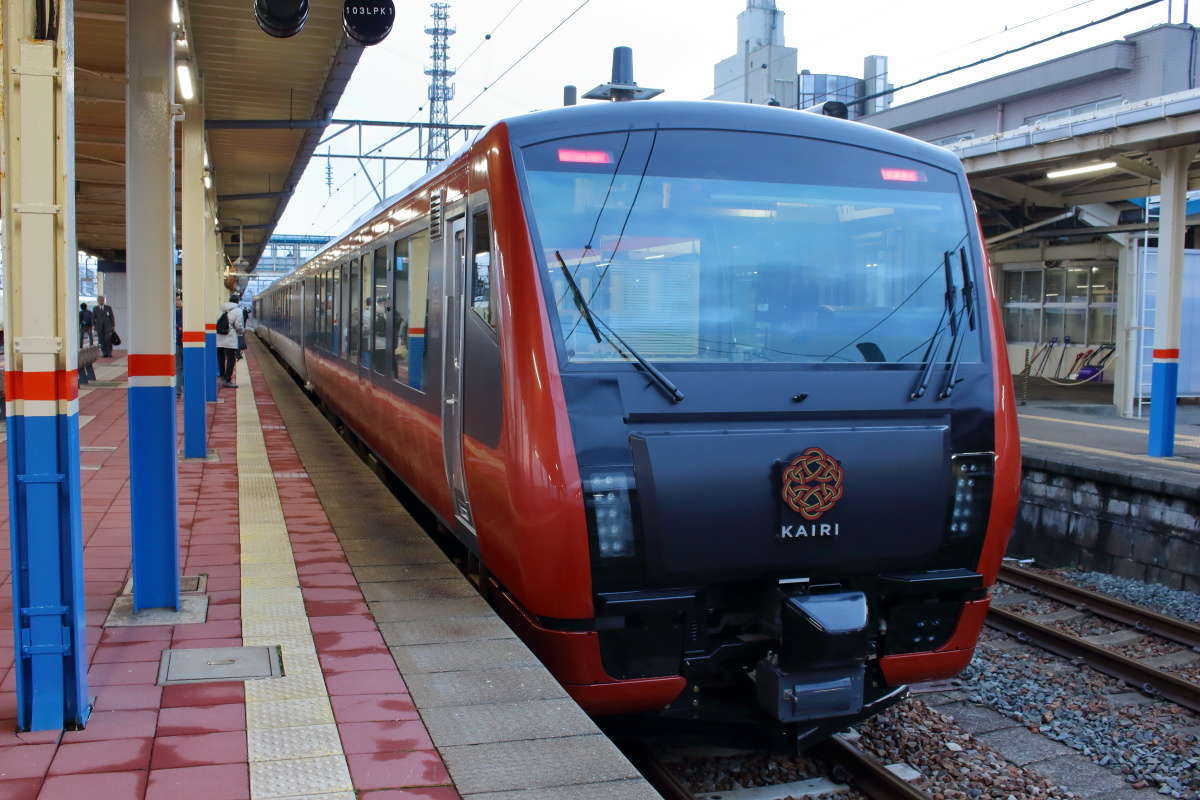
xmin=344 ymin=0 xmax=395 ymax=45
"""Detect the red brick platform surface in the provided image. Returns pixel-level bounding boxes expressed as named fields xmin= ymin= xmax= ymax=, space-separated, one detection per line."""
xmin=0 ymin=353 xmax=459 ymax=800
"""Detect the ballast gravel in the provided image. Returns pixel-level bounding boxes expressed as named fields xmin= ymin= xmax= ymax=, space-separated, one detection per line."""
xmin=963 ymin=630 xmax=1200 ymax=798
xmin=857 ymin=697 xmax=1078 ymax=800
xmin=1048 ymin=568 xmax=1200 ymax=623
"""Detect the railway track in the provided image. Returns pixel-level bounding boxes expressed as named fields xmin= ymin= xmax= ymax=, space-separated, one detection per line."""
xmin=631 ymin=733 xmax=932 ymax=800
xmin=990 ymin=564 xmax=1200 ymax=714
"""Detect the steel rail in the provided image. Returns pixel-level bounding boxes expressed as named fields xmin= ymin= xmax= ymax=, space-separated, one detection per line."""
xmin=631 ymin=735 xmax=933 ymax=800
xmin=620 ymin=744 xmax=696 ymax=800
xmin=986 ymin=606 xmax=1200 ymax=714
xmin=812 ymin=734 xmax=934 ymax=800
xmin=998 ymin=564 xmax=1200 ymax=649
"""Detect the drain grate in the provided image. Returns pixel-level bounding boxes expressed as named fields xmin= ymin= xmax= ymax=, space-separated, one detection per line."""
xmin=158 ymin=646 xmax=283 ymax=685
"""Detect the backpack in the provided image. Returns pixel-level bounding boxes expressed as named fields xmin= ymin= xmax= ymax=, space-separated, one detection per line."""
xmin=216 ymin=310 xmax=230 ymax=335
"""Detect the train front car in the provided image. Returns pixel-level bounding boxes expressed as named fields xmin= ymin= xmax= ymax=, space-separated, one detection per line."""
xmin=506 ymin=101 xmax=1019 ymax=743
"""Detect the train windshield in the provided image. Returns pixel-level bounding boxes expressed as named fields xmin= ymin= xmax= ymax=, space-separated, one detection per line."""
xmin=521 ymin=129 xmax=981 ymax=366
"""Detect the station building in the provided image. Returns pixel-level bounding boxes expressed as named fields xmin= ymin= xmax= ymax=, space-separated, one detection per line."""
xmin=859 ymin=23 xmax=1200 ymax=417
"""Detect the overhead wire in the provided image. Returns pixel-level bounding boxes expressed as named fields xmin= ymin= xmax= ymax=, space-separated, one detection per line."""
xmin=801 ymin=0 xmax=1164 ymax=109
xmin=299 ymin=0 xmax=528 ymax=236
xmin=320 ymin=0 xmax=596 ymax=237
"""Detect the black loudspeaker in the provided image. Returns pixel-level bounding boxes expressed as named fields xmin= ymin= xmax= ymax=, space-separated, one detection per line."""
xmin=254 ymin=0 xmax=309 ymax=38
xmin=343 ymin=0 xmax=395 ymax=46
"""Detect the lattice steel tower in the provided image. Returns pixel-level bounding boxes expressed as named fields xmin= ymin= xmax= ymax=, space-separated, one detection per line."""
xmin=424 ymin=3 xmax=456 ymax=166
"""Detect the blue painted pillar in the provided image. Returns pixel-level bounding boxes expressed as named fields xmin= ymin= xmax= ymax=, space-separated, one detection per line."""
xmin=1146 ymin=145 xmax=1199 ymax=457
xmin=2 ymin=0 xmax=91 ymax=731
xmin=181 ymin=84 xmax=208 ymax=458
xmin=125 ymin=0 xmax=180 ymax=611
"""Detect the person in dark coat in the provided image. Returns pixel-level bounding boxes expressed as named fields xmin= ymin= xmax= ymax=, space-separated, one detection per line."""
xmin=93 ymin=296 xmax=116 ymax=357
xmin=79 ymin=302 xmax=94 ymax=347
xmin=175 ymin=294 xmax=184 ymax=397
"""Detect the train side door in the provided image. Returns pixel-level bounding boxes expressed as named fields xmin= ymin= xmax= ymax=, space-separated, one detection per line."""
xmin=441 ymin=215 xmax=475 ymax=534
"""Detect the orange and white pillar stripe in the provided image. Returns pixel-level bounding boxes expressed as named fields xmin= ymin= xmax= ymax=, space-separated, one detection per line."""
xmin=125 ymin=0 xmax=180 ymax=611
xmin=1 ymin=0 xmax=91 ymax=731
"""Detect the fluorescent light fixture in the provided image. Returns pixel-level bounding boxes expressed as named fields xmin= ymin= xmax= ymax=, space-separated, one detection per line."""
xmin=176 ymin=63 xmax=194 ymax=100
xmin=1046 ymin=161 xmax=1115 ymax=179
xmin=203 ymin=172 xmax=212 ymax=189
xmin=203 ymin=149 xmax=209 ymax=168
xmin=171 ymin=0 xmax=181 ymax=25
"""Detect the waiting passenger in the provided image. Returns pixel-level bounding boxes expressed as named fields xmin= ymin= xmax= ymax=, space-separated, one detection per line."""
xmin=216 ymin=292 xmax=245 ymax=389
xmin=79 ymin=302 xmax=94 ymax=347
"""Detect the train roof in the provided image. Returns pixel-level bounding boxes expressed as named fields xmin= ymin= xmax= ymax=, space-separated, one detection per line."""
xmin=499 ymin=100 xmax=964 ymax=174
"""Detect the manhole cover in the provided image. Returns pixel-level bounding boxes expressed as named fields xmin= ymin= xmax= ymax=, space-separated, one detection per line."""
xmin=158 ymin=646 xmax=282 ymax=685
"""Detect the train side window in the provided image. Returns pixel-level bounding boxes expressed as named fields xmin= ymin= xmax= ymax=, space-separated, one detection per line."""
xmin=314 ymin=272 xmax=322 ymax=345
xmin=332 ymin=265 xmax=343 ymax=354
xmin=324 ymin=269 xmax=333 ymax=347
xmin=470 ymin=209 xmax=494 ymax=328
xmin=372 ymin=246 xmax=389 ymax=374
xmin=349 ymin=258 xmax=361 ymax=361
xmin=360 ymin=251 xmax=376 ymax=369
xmin=392 ymin=238 xmax=409 ymax=382
xmin=407 ymin=232 xmax=430 ymax=391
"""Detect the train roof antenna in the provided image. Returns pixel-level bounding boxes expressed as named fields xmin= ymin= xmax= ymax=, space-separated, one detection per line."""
xmin=582 ymin=46 xmax=663 ymax=102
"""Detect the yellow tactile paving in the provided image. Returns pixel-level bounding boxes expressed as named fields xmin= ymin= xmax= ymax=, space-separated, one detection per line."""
xmin=234 ymin=360 xmax=354 ymax=798
xmin=1021 ymin=413 xmax=1200 ymax=448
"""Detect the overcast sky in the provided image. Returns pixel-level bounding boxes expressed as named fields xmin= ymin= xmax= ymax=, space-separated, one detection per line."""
xmin=274 ymin=0 xmax=1184 ymax=238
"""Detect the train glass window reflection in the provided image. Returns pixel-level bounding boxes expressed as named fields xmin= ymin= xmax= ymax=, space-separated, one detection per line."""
xmin=471 ymin=210 xmax=494 ymax=327
xmin=349 ymin=258 xmax=361 ymax=361
xmin=361 ymin=251 xmax=377 ymax=368
xmin=407 ymin=233 xmax=430 ymax=391
xmin=392 ymin=238 xmax=410 ymax=381
xmin=333 ymin=266 xmax=343 ymax=354
xmin=373 ymin=246 xmax=389 ymax=373
xmin=520 ymin=130 xmax=981 ymax=365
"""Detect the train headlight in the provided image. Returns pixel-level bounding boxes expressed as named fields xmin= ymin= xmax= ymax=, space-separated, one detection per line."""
xmin=583 ymin=470 xmax=637 ymax=559
xmin=948 ymin=452 xmax=995 ymax=539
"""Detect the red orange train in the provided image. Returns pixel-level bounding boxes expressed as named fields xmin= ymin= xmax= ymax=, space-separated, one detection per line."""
xmin=255 ymin=100 xmax=1019 ymax=744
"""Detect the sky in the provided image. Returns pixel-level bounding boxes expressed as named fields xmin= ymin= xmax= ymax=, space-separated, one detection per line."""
xmin=273 ymin=0 xmax=1186 ymax=239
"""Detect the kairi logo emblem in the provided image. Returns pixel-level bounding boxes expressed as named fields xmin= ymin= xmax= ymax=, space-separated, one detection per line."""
xmin=782 ymin=447 xmax=845 ymax=521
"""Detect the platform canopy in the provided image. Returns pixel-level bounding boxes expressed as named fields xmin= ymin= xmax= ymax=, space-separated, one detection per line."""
xmin=946 ymin=90 xmax=1200 ymax=240
xmin=75 ymin=1 xmax=361 ymax=267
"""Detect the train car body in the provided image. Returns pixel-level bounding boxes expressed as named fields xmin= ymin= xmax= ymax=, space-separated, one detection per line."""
xmin=256 ymin=100 xmax=1019 ymax=744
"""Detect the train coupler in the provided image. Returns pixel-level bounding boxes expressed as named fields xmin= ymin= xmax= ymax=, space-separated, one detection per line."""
xmin=756 ymin=591 xmax=869 ymax=723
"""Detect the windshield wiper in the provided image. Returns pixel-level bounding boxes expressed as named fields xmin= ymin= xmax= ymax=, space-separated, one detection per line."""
xmin=555 ymin=250 xmax=683 ymax=403
xmin=910 ymin=250 xmax=959 ymax=400
xmin=938 ymin=247 xmax=976 ymax=399
xmin=555 ymin=250 xmax=603 ymax=344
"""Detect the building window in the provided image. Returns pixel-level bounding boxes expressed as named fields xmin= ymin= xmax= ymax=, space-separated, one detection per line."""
xmin=1024 ymin=96 xmax=1122 ymax=127
xmin=1001 ymin=264 xmax=1117 ymax=345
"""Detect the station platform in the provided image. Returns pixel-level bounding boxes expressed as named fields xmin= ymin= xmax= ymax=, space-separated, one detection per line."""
xmin=0 ymin=344 xmax=658 ymax=800
xmin=1018 ymin=402 xmax=1200 ymax=492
